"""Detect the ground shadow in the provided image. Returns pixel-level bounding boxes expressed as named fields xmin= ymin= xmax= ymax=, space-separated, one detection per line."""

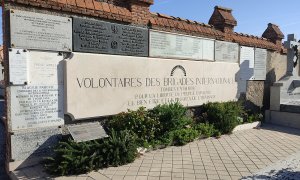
xmin=242 ymin=168 xmax=300 ymax=180
xmin=259 ymin=123 xmax=300 ymax=136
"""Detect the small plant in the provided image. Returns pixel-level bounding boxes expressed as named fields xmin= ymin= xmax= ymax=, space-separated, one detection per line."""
xmin=200 ymin=101 xmax=244 ymax=134
xmin=171 ymin=128 xmax=199 ymax=146
xmin=151 ymin=102 xmax=193 ymax=133
xmin=103 ymin=130 xmax=138 ymax=166
xmin=245 ymin=113 xmax=263 ymax=123
xmin=193 ymin=122 xmax=216 ymax=138
xmin=106 ymin=107 xmax=160 ymax=146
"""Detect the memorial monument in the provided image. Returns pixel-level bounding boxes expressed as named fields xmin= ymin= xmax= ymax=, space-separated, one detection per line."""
xmin=267 ymin=34 xmax=300 ymax=128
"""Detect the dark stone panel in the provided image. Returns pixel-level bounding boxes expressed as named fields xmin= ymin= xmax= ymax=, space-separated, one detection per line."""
xmin=73 ymin=17 xmax=149 ymax=57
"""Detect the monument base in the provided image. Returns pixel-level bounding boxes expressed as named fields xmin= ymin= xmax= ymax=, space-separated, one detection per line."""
xmin=265 ymin=110 xmax=300 ymax=129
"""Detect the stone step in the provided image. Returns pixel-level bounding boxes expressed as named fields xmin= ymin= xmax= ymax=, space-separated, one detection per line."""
xmin=266 ymin=110 xmax=300 ymax=129
xmin=280 ymin=104 xmax=300 ymax=113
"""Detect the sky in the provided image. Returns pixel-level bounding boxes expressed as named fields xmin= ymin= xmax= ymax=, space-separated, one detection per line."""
xmin=150 ymin=0 xmax=300 ymax=41
xmin=0 ymin=1 xmax=299 ymax=44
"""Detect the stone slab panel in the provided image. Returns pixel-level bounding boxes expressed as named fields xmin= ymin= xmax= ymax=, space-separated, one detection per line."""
xmin=9 ymin=49 xmax=28 ymax=85
xmin=215 ymin=41 xmax=239 ymax=63
xmin=27 ymin=50 xmax=64 ymax=85
xmin=269 ymin=110 xmax=300 ymax=129
xmin=65 ymin=53 xmax=239 ymax=119
xmin=68 ymin=122 xmax=108 ymax=142
xmin=10 ymin=85 xmax=64 ymax=131
xmin=150 ymin=30 xmax=214 ymax=61
xmin=240 ymin=46 xmax=255 ymax=80
xmin=73 ymin=17 xmax=148 ymax=57
xmin=10 ymin=9 xmax=72 ymax=51
xmin=254 ymin=48 xmax=267 ymax=80
xmin=11 ymin=127 xmax=61 ymax=161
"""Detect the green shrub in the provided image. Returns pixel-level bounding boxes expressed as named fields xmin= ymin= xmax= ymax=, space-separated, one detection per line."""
xmin=200 ymin=101 xmax=243 ymax=134
xmin=171 ymin=128 xmax=199 ymax=146
xmin=245 ymin=113 xmax=263 ymax=123
xmin=193 ymin=123 xmax=217 ymax=138
xmin=151 ymin=102 xmax=192 ymax=133
xmin=106 ymin=107 xmax=160 ymax=145
xmin=44 ymin=130 xmax=137 ymax=176
xmin=103 ymin=130 xmax=138 ymax=166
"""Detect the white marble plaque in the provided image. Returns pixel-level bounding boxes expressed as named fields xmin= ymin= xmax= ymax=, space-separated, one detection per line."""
xmin=240 ymin=46 xmax=255 ymax=80
xmin=10 ymin=9 xmax=72 ymax=51
xmin=9 ymin=49 xmax=28 ymax=85
xmin=68 ymin=122 xmax=108 ymax=142
xmin=10 ymin=85 xmax=64 ymax=131
xmin=150 ymin=30 xmax=214 ymax=61
xmin=254 ymin=48 xmax=267 ymax=80
xmin=65 ymin=53 xmax=239 ymax=119
xmin=28 ymin=51 xmax=64 ymax=85
xmin=215 ymin=41 xmax=239 ymax=63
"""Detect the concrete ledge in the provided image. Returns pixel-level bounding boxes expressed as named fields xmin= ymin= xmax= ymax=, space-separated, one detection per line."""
xmin=232 ymin=121 xmax=261 ymax=132
xmin=266 ymin=110 xmax=300 ymax=129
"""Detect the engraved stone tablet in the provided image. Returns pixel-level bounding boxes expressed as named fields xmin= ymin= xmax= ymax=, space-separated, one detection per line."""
xmin=10 ymin=9 xmax=72 ymax=51
xmin=65 ymin=53 xmax=239 ymax=119
xmin=150 ymin=30 xmax=214 ymax=61
xmin=28 ymin=51 xmax=64 ymax=85
xmin=254 ymin=48 xmax=267 ymax=80
xmin=73 ymin=18 xmax=148 ymax=56
xmin=240 ymin=46 xmax=255 ymax=80
xmin=215 ymin=41 xmax=239 ymax=63
xmin=10 ymin=85 xmax=64 ymax=131
xmin=9 ymin=49 xmax=28 ymax=85
xmin=68 ymin=122 xmax=108 ymax=142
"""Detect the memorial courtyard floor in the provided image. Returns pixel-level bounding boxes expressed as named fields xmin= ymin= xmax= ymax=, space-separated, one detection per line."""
xmin=10 ymin=124 xmax=300 ymax=180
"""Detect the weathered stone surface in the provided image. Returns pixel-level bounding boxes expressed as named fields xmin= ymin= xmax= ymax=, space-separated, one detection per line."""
xmin=215 ymin=40 xmax=239 ymax=63
xmin=68 ymin=122 xmax=108 ymax=142
xmin=65 ymin=53 xmax=239 ymax=120
xmin=10 ymin=9 xmax=72 ymax=51
xmin=11 ymin=126 xmax=61 ymax=161
xmin=73 ymin=17 xmax=148 ymax=57
xmin=10 ymin=85 xmax=64 ymax=131
xmin=150 ymin=30 xmax=214 ymax=61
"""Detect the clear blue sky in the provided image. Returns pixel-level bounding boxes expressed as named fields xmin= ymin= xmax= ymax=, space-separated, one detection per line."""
xmin=150 ymin=0 xmax=300 ymax=40
xmin=0 ymin=1 xmax=299 ymax=44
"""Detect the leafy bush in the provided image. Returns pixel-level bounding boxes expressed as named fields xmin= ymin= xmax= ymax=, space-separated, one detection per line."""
xmin=151 ymin=102 xmax=193 ymax=133
xmin=193 ymin=123 xmax=217 ymax=138
xmin=171 ymin=128 xmax=199 ymax=146
xmin=200 ymin=101 xmax=244 ymax=134
xmin=44 ymin=130 xmax=137 ymax=176
xmin=245 ymin=113 xmax=263 ymax=123
xmin=103 ymin=130 xmax=138 ymax=166
xmin=106 ymin=107 xmax=160 ymax=145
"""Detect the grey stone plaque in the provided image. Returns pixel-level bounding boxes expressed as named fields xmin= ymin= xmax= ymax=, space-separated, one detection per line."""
xmin=254 ymin=48 xmax=267 ymax=80
xmin=10 ymin=85 xmax=64 ymax=131
xmin=150 ymin=30 xmax=214 ymax=61
xmin=10 ymin=9 xmax=72 ymax=51
xmin=68 ymin=122 xmax=108 ymax=142
xmin=215 ymin=41 xmax=239 ymax=63
xmin=73 ymin=17 xmax=148 ymax=56
xmin=11 ymin=126 xmax=61 ymax=161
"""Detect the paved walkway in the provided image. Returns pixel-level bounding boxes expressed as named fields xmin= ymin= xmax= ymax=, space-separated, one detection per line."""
xmin=10 ymin=124 xmax=300 ymax=180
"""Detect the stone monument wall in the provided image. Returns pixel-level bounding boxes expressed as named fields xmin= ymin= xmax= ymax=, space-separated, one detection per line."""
xmin=1 ymin=0 xmax=287 ymax=174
